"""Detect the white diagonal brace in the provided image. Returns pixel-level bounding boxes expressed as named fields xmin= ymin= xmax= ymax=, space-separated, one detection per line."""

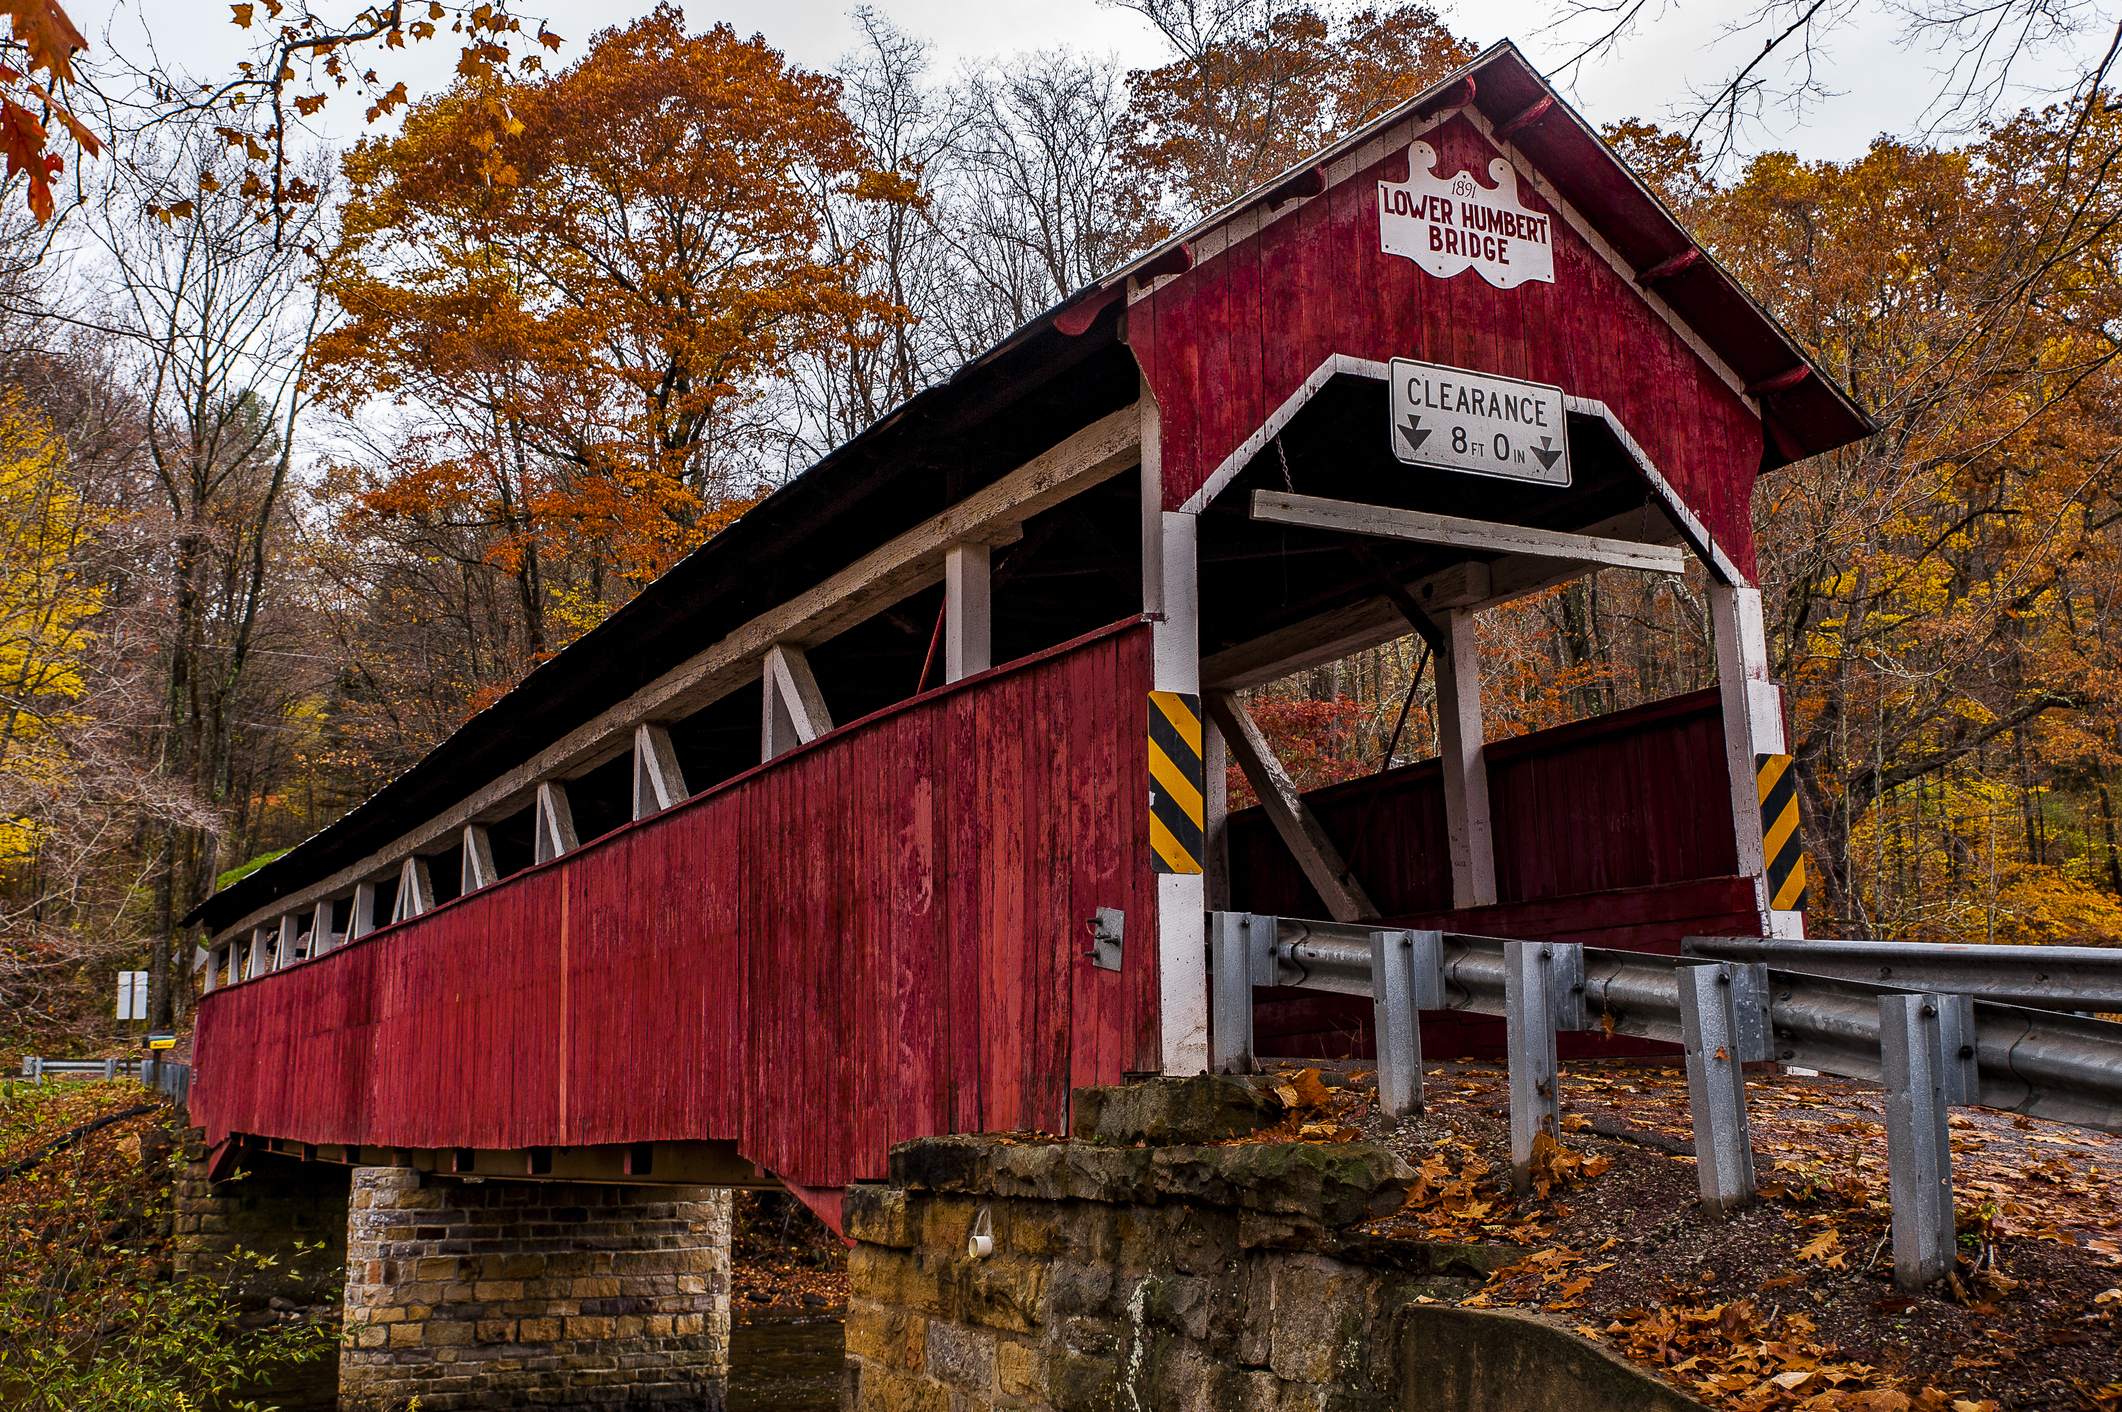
xmin=632 ymin=724 xmax=688 ymax=819
xmin=462 ymin=824 xmax=498 ymax=892
xmin=763 ymin=643 xmax=834 ymax=760
xmin=1205 ymin=690 xmax=1379 ymax=924
xmin=536 ymin=781 xmax=580 ymax=862
xmin=392 ymin=855 xmax=434 ymax=923
xmin=349 ymin=880 xmax=377 ymax=940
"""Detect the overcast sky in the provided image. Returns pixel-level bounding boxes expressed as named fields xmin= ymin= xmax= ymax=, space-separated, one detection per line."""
xmin=78 ymin=0 xmax=2116 ymax=164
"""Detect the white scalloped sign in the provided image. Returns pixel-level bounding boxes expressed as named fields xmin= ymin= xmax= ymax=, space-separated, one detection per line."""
xmin=1378 ymin=141 xmax=1555 ymax=289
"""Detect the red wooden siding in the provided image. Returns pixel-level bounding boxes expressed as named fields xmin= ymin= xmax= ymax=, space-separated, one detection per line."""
xmin=1130 ymin=115 xmax=1764 ymax=581
xmin=1228 ymin=688 xmax=1757 ymax=1062
xmin=191 ymin=621 xmax=1160 ymax=1190
xmin=1227 ymin=687 xmax=1735 ymax=919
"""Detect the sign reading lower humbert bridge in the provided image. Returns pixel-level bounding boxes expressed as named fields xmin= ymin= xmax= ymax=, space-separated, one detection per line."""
xmin=1377 ymin=141 xmax=1556 ymax=290
xmin=1388 ymin=357 xmax=1571 ymax=487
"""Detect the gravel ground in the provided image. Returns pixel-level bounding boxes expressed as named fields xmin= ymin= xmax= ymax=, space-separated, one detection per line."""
xmin=1249 ymin=1057 xmax=2122 ymax=1412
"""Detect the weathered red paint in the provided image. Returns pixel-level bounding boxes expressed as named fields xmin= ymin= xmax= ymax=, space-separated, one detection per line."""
xmin=191 ymin=621 xmax=1160 ymax=1191
xmin=1229 ymin=688 xmax=1759 ymax=1059
xmin=1229 ymin=687 xmax=1735 ymax=919
xmin=1129 ymin=114 xmax=1765 ymax=580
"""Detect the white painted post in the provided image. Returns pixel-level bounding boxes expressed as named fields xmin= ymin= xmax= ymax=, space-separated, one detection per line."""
xmin=349 ymin=881 xmax=377 ymax=940
xmin=944 ymin=541 xmax=992 ymax=682
xmin=275 ymin=914 xmax=300 ymax=970
xmin=243 ymin=927 xmax=267 ymax=980
xmin=1881 ymin=994 xmax=1956 ymax=1289
xmin=392 ymin=855 xmax=434 ymax=923
xmin=312 ymin=898 xmax=338 ymax=957
xmin=462 ymin=824 xmax=497 ymax=892
xmin=1142 ymin=379 xmax=1209 ymax=1076
xmin=632 ymin=723 xmax=688 ymax=819
xmin=1435 ymin=607 xmax=1497 ymax=909
xmin=535 ymin=781 xmax=579 ymax=863
xmin=762 ymin=643 xmax=833 ymax=761
xmin=1504 ymin=940 xmax=1560 ymax=1194
xmin=1710 ymin=583 xmax=1801 ymax=938
xmin=201 ymin=948 xmax=218 ymax=994
xmin=1203 ymin=716 xmax=1230 ymax=911
xmin=1678 ymin=962 xmax=1758 ymax=1215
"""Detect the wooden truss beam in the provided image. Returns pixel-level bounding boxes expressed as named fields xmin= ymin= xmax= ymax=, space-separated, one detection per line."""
xmin=535 ymin=781 xmax=579 ymax=863
xmin=1250 ymin=490 xmax=1688 ymax=575
xmin=632 ymin=724 xmax=688 ymax=819
xmin=1201 ymin=505 xmax=1686 ymax=690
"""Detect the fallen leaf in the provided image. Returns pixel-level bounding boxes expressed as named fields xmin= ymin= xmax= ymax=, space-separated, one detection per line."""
xmin=1796 ymin=1228 xmax=1845 ymax=1267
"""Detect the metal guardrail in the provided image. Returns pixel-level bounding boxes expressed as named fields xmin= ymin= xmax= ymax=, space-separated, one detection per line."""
xmin=1207 ymin=913 xmax=2122 ymax=1291
xmin=18 ymin=1055 xmax=189 ymax=1104
xmin=1683 ymin=936 xmax=2122 ymax=1012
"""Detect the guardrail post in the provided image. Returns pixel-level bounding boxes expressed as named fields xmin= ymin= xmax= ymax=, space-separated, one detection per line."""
xmin=1371 ymin=929 xmax=1443 ymax=1120
xmin=1210 ymin=912 xmax=1253 ymax=1074
xmin=1505 ymin=941 xmax=1561 ymax=1194
xmin=1881 ymin=993 xmax=1956 ymax=1288
xmin=1678 ymin=962 xmax=1757 ymax=1215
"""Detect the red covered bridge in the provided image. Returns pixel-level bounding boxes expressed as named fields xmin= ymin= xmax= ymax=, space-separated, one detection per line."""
xmin=185 ymin=44 xmax=1870 ymax=1232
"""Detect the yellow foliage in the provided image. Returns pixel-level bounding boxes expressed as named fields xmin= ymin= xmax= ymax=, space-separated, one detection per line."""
xmin=0 ymin=392 xmax=105 ymax=864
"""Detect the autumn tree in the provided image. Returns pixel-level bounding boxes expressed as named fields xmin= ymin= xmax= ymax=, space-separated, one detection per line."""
xmin=309 ymin=5 xmax=903 ymax=769
xmin=1114 ymin=2 xmax=1475 ymax=219
xmin=83 ymin=126 xmax=334 ymax=1025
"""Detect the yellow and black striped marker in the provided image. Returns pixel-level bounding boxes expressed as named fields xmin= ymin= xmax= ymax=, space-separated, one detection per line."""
xmin=1148 ymin=691 xmax=1205 ymax=875
xmin=1756 ymin=753 xmax=1807 ymax=912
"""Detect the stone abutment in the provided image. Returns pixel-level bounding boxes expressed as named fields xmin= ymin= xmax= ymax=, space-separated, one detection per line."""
xmin=174 ymin=1135 xmax=734 ymax=1410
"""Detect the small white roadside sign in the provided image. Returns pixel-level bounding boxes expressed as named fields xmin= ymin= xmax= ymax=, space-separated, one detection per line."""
xmin=115 ymin=970 xmax=147 ymax=1021
xmin=1387 ymin=357 xmax=1571 ymax=487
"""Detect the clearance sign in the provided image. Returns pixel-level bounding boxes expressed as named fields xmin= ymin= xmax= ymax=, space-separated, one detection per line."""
xmin=1378 ymin=141 xmax=1555 ymax=290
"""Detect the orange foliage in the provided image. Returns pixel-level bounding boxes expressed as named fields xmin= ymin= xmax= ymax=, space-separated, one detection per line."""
xmin=1118 ymin=5 xmax=1473 ymax=218
xmin=198 ymin=1 xmax=564 ymax=223
xmin=1 ymin=0 xmax=97 ymax=223
xmin=1226 ymin=694 xmax=1376 ymax=809
xmin=312 ymin=6 xmax=906 ymax=648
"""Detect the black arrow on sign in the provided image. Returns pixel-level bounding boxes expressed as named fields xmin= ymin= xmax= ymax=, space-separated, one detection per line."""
xmin=1530 ymin=436 xmax=1564 ymax=471
xmin=1398 ymin=415 xmax=1432 ymax=455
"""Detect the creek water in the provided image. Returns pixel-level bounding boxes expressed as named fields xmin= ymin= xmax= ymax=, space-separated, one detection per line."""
xmin=250 ymin=1307 xmax=846 ymax=1410
xmin=729 ymin=1309 xmax=846 ymax=1410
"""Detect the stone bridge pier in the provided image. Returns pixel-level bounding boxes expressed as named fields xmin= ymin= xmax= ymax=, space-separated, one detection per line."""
xmin=176 ymin=1138 xmax=734 ymax=1411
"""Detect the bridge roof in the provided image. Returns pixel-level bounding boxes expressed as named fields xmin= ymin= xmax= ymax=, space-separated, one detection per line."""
xmin=190 ymin=41 xmax=1870 ymax=936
